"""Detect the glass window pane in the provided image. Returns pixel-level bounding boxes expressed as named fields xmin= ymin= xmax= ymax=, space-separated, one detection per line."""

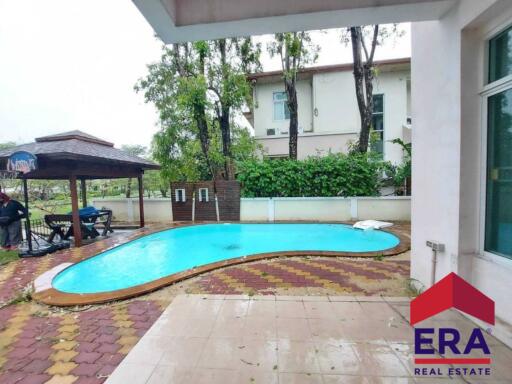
xmin=284 ymin=102 xmax=290 ymax=119
xmin=372 ymin=115 xmax=384 ymax=132
xmin=489 ymin=26 xmax=512 ymax=83
xmin=373 ymin=94 xmax=384 ymax=113
xmin=485 ymin=89 xmax=512 ymax=258
xmin=274 ymin=101 xmax=284 ymax=120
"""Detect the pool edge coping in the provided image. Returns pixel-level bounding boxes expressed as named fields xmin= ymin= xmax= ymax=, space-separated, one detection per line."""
xmin=32 ymin=221 xmax=410 ymax=307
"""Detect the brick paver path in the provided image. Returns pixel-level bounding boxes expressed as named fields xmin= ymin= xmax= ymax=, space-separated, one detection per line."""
xmin=0 ymin=224 xmax=410 ymax=384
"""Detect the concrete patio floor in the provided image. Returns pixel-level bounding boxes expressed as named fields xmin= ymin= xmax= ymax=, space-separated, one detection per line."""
xmin=106 ymin=295 xmax=512 ymax=384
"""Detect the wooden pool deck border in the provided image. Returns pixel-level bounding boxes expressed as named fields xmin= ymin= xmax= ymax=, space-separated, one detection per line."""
xmin=32 ymin=222 xmax=410 ymax=307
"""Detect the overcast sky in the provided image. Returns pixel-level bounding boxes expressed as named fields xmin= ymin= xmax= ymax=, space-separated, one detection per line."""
xmin=0 ymin=0 xmax=411 ymax=149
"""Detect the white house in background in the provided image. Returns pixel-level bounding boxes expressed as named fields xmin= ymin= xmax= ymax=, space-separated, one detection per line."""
xmin=135 ymin=0 xmax=512 ymax=348
xmin=245 ymin=58 xmax=411 ymax=163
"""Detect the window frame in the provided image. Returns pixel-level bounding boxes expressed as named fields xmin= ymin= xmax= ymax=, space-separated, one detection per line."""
xmin=272 ymin=91 xmax=290 ymax=122
xmin=371 ymin=93 xmax=385 ymax=156
xmin=198 ymin=187 xmax=209 ymax=202
xmin=174 ymin=188 xmax=186 ymax=203
xmin=478 ymin=23 xmax=512 ymax=263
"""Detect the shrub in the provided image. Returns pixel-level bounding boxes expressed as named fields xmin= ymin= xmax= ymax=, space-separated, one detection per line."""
xmin=236 ymin=153 xmax=384 ymax=197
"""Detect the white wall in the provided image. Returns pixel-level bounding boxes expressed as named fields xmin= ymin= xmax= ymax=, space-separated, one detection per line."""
xmin=93 ymin=196 xmax=410 ymax=223
xmin=254 ymin=69 xmax=410 ymax=164
xmin=412 ymin=0 xmax=512 ymax=347
xmin=253 ymin=80 xmax=313 ymax=139
xmin=92 ymin=198 xmax=173 ymax=222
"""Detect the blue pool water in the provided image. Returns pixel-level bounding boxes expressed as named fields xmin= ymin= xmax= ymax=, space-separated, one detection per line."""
xmin=52 ymin=223 xmax=400 ymax=294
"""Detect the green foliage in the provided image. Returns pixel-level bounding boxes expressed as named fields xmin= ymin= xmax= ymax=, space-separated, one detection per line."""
xmin=236 ymin=153 xmax=385 ymax=198
xmin=136 ymin=38 xmax=261 ymax=182
xmin=381 ymin=139 xmax=411 ymax=194
xmin=0 ymin=250 xmax=18 ymax=266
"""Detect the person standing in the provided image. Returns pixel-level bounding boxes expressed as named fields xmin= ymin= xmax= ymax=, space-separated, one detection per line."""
xmin=0 ymin=192 xmax=27 ymax=250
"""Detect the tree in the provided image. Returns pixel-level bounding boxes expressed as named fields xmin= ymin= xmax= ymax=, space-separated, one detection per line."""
xmin=136 ymin=38 xmax=261 ymax=182
xmin=268 ymin=32 xmax=319 ymax=159
xmin=209 ymin=38 xmax=261 ymax=179
xmin=343 ymin=25 xmax=403 ymax=153
xmin=120 ymin=144 xmax=147 ymax=198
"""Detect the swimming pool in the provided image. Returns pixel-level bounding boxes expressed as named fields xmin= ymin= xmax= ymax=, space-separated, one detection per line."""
xmin=51 ymin=223 xmax=400 ymax=295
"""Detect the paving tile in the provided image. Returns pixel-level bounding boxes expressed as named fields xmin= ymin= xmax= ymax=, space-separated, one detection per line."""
xmin=196 ymin=338 xmax=243 ymax=369
xmin=43 ymin=375 xmax=78 ymax=384
xmin=146 ymin=365 xmax=193 ymax=384
xmin=246 ymin=300 xmax=276 ymax=318
xmin=20 ymin=359 xmax=54 ymax=375
xmin=322 ymin=375 xmax=369 ymax=384
xmin=243 ymin=315 xmax=277 ymax=340
xmin=277 ymin=318 xmax=313 ymax=341
xmin=74 ymin=352 xmax=102 ymax=364
xmin=159 ymin=337 xmax=208 ymax=368
xmin=277 ymin=340 xmax=321 ymax=374
xmin=17 ymin=373 xmax=51 ymax=384
xmin=51 ymin=350 xmax=78 ymax=363
xmin=279 ymin=372 xmax=323 ymax=384
xmin=105 ymin=362 xmax=156 ymax=384
xmin=190 ymin=368 xmax=239 ymax=384
xmin=46 ymin=362 xmax=79 ymax=376
xmin=276 ymin=301 xmax=306 ymax=319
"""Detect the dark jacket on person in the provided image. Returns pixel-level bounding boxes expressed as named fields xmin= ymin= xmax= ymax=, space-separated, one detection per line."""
xmin=0 ymin=200 xmax=27 ymax=226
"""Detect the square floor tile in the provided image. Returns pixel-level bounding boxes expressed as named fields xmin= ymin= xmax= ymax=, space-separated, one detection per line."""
xmin=196 ymin=338 xmax=244 ymax=370
xmin=247 ymin=300 xmax=276 ymax=318
xmin=277 ymin=340 xmax=321 ymax=374
xmin=244 ymin=316 xmax=277 ymax=340
xmin=277 ymin=318 xmax=313 ymax=341
xmin=279 ymin=372 xmax=323 ymax=384
xmin=276 ymin=301 xmax=307 ymax=319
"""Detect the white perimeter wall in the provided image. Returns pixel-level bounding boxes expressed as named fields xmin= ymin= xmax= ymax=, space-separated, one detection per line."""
xmin=92 ymin=196 xmax=410 ymax=223
xmin=412 ymin=0 xmax=512 ymax=346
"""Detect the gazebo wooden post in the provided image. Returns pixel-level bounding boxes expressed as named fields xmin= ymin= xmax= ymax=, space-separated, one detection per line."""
xmin=69 ymin=175 xmax=82 ymax=247
xmin=137 ymin=173 xmax=144 ymax=228
xmin=80 ymin=179 xmax=87 ymax=208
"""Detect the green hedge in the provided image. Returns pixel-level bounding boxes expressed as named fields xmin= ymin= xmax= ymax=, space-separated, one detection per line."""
xmin=236 ymin=153 xmax=383 ymax=197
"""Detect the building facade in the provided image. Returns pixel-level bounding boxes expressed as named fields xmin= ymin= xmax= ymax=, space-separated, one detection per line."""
xmin=246 ymin=59 xmax=411 ymax=164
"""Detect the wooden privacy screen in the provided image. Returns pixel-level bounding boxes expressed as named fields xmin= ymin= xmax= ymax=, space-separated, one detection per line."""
xmin=170 ymin=180 xmax=240 ymax=221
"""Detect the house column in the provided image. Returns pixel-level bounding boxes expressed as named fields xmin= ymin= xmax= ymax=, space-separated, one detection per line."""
xmin=138 ymin=174 xmax=145 ymax=228
xmin=70 ymin=175 xmax=82 ymax=247
xmin=80 ymin=179 xmax=87 ymax=208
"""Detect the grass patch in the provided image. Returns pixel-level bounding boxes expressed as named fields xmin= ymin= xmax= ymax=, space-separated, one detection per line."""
xmin=0 ymin=250 xmax=19 ymax=266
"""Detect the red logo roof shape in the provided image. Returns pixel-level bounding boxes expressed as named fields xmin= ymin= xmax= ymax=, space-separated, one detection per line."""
xmin=410 ymin=272 xmax=495 ymax=325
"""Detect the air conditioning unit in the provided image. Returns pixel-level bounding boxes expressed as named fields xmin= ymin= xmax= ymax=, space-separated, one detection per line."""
xmin=280 ymin=127 xmax=288 ymax=134
xmin=267 ymin=128 xmax=276 ymax=136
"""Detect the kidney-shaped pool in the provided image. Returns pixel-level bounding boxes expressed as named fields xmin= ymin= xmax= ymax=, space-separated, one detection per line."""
xmin=51 ymin=223 xmax=401 ymax=295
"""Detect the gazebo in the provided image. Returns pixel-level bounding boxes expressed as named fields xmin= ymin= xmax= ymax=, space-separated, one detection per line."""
xmin=0 ymin=130 xmax=160 ymax=248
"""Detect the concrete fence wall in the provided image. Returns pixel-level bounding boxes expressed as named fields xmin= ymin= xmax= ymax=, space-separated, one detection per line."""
xmin=92 ymin=196 xmax=410 ymax=223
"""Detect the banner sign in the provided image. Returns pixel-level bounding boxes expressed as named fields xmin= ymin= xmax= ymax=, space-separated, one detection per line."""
xmin=6 ymin=151 xmax=37 ymax=174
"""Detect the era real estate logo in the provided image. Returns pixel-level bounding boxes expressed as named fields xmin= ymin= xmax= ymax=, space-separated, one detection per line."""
xmin=410 ymin=272 xmax=494 ymax=378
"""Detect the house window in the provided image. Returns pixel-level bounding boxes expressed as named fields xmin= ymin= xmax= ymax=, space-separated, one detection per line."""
xmin=371 ymin=94 xmax=384 ymax=155
xmin=273 ymin=92 xmax=290 ymax=121
xmin=175 ymin=188 xmax=186 ymax=202
xmin=484 ymin=29 xmax=512 ymax=259
xmin=198 ymin=188 xmax=209 ymax=202
xmin=488 ymin=25 xmax=512 ymax=83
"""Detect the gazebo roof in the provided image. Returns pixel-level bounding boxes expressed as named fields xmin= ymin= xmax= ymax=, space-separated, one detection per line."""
xmin=0 ymin=130 xmax=160 ymax=179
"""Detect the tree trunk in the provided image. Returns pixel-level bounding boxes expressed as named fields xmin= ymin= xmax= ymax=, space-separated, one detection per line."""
xmin=285 ymin=80 xmax=299 ymax=160
xmin=218 ymin=39 xmax=234 ymax=180
xmin=126 ymin=178 xmax=132 ymax=198
xmin=195 ymin=50 xmax=216 ymax=181
xmin=219 ymin=107 xmax=233 ymax=179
